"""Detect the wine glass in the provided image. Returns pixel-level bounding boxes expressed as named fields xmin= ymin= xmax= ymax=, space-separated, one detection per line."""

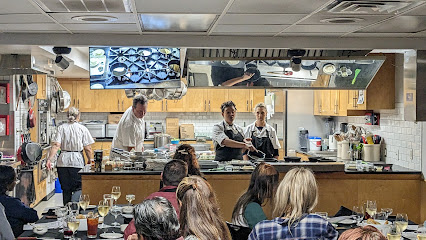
xmin=98 ymin=200 xmax=110 ymax=229
xmin=417 ymin=225 xmax=426 ymax=240
xmin=395 ymin=213 xmax=408 ymax=233
xmin=126 ymin=194 xmax=135 ymax=206
xmin=79 ymin=194 xmax=90 ymax=212
xmin=110 ymin=206 xmax=122 ymax=227
xmin=365 ymin=200 xmax=377 ymax=219
xmin=67 ymin=202 xmax=80 ymax=216
xmin=381 ymin=208 xmax=393 ymax=220
xmin=67 ymin=215 xmax=80 ymax=240
xmin=374 ymin=211 xmax=387 ymax=221
xmin=387 ymin=223 xmax=402 ymax=240
xmin=111 ymin=186 xmax=121 ymax=206
xmin=55 ymin=207 xmax=68 ymax=233
xmin=352 ymin=206 xmax=364 ymax=225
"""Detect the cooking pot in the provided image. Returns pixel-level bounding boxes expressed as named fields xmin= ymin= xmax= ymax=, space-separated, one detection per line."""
xmin=154 ymin=134 xmax=171 ymax=148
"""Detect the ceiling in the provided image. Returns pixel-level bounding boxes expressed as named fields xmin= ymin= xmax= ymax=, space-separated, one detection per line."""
xmin=0 ymin=0 xmax=426 ymax=44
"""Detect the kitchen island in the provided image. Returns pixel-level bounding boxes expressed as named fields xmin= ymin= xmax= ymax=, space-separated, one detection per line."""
xmin=80 ymin=162 xmax=425 ymax=223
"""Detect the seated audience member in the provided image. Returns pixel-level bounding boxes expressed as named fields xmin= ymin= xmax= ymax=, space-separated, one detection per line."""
xmin=173 ymin=144 xmax=203 ymax=177
xmin=339 ymin=226 xmax=386 ymax=240
xmin=0 ymin=202 xmax=14 ymax=240
xmin=125 ymin=160 xmax=188 ymax=240
xmin=232 ymin=162 xmax=278 ymax=228
xmin=249 ymin=167 xmax=338 ymax=240
xmin=133 ymin=197 xmax=180 ymax=240
xmin=0 ymin=165 xmax=39 ymax=237
xmin=177 ymin=176 xmax=231 ymax=240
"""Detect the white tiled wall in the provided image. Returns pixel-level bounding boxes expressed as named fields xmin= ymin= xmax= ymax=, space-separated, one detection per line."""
xmin=336 ymin=103 xmax=422 ymax=171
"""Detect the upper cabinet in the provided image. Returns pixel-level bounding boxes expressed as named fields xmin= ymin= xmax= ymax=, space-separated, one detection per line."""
xmin=35 ymin=75 xmax=47 ymax=100
xmin=314 ymin=54 xmax=395 ymax=116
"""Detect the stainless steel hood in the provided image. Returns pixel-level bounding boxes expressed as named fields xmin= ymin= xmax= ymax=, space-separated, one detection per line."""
xmin=404 ymin=50 xmax=426 ymax=121
xmin=0 ymin=54 xmax=54 ymax=76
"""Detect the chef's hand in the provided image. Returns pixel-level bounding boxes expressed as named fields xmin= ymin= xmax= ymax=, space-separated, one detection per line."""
xmin=127 ymin=234 xmax=138 ymax=240
xmin=244 ymin=143 xmax=257 ymax=152
xmin=244 ymin=138 xmax=252 ymax=144
xmin=242 ymin=72 xmax=254 ymax=81
xmin=46 ymin=159 xmax=52 ymax=170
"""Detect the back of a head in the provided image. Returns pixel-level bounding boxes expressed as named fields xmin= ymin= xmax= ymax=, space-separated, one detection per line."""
xmin=133 ymin=197 xmax=180 ymax=240
xmin=0 ymin=165 xmax=15 ymax=194
xmin=338 ymin=226 xmax=386 ymax=240
xmin=273 ymin=167 xmax=318 ymax=225
xmin=67 ymin=107 xmax=80 ymax=122
xmin=162 ymin=160 xmax=188 ymax=186
xmin=177 ymin=176 xmax=231 ymax=240
xmin=172 ymin=144 xmax=201 ymax=176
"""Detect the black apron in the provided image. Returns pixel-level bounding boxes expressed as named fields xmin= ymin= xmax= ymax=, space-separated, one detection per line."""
xmin=215 ymin=122 xmax=245 ymax=161
xmin=249 ymin=127 xmax=275 ymax=159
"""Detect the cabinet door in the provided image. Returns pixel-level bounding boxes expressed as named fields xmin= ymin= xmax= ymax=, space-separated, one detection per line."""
xmin=321 ymin=90 xmax=332 ymax=115
xmin=313 ymin=91 xmax=322 ymax=115
xmin=336 ymin=90 xmax=347 ymax=116
xmin=250 ymin=89 xmax=265 ymax=112
xmin=226 ymin=89 xmax=250 ymax=112
xmin=95 ymin=90 xmax=119 ymax=112
xmin=118 ymin=90 xmax=133 ymax=112
xmin=35 ymin=75 xmax=46 ymax=99
xmin=147 ymin=100 xmax=164 ymax=112
xmin=165 ymin=99 xmax=185 ymax=112
xmin=184 ymin=89 xmax=206 ymax=112
xmin=75 ymin=81 xmax=97 ymax=112
xmin=207 ymin=89 xmax=227 ymax=112
xmin=347 ymin=90 xmax=367 ymax=110
xmin=267 ymin=89 xmax=284 ymax=113
xmin=58 ymin=79 xmax=75 ymax=109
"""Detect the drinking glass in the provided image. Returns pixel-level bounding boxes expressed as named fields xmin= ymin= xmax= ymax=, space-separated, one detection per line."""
xmin=110 ymin=206 xmax=122 ymax=227
xmin=395 ymin=213 xmax=408 ymax=233
xmin=314 ymin=212 xmax=328 ymax=219
xmin=67 ymin=202 xmax=80 ymax=216
xmin=55 ymin=207 xmax=68 ymax=233
xmin=126 ymin=194 xmax=135 ymax=206
xmin=417 ymin=225 xmax=426 ymax=240
xmin=381 ymin=208 xmax=393 ymax=220
xmin=374 ymin=211 xmax=387 ymax=221
xmin=86 ymin=212 xmax=99 ymax=239
xmin=98 ymin=200 xmax=110 ymax=229
xmin=365 ymin=200 xmax=377 ymax=219
xmin=66 ymin=216 xmax=80 ymax=240
xmin=352 ymin=206 xmax=364 ymax=225
xmin=111 ymin=186 xmax=121 ymax=206
xmin=387 ymin=223 xmax=402 ymax=240
xmin=79 ymin=194 xmax=90 ymax=212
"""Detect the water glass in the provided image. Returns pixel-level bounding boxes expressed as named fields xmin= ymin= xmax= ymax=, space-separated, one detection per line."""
xmin=417 ymin=225 xmax=426 ymax=240
xmin=352 ymin=206 xmax=364 ymax=225
xmin=55 ymin=207 xmax=68 ymax=232
xmin=381 ymin=208 xmax=393 ymax=219
xmin=365 ymin=200 xmax=377 ymax=219
xmin=110 ymin=206 xmax=122 ymax=227
xmin=395 ymin=213 xmax=408 ymax=233
xmin=67 ymin=202 xmax=80 ymax=216
xmin=374 ymin=211 xmax=387 ymax=221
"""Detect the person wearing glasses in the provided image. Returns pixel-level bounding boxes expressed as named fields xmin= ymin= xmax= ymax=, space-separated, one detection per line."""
xmin=0 ymin=165 xmax=39 ymax=237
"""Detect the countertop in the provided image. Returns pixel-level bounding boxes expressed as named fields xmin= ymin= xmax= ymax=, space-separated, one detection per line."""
xmin=79 ymin=167 xmax=253 ymax=175
xmin=93 ymin=138 xmax=213 ymax=142
xmin=345 ymin=164 xmax=422 ymax=174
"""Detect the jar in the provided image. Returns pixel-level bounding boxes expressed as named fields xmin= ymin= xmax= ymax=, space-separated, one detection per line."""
xmin=309 ymin=137 xmax=322 ymax=151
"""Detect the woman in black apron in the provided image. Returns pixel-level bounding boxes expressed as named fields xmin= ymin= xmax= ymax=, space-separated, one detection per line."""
xmin=243 ymin=103 xmax=280 ymax=160
xmin=212 ymin=101 xmax=257 ymax=161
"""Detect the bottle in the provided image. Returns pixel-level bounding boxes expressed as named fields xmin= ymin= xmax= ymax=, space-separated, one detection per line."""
xmin=298 ymin=128 xmax=309 ymax=152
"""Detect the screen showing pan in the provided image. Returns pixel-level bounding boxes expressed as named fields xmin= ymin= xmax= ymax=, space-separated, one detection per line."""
xmin=89 ymin=47 xmax=181 ymax=89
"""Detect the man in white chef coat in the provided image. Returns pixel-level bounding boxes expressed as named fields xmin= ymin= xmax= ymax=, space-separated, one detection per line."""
xmin=111 ymin=95 xmax=148 ymax=155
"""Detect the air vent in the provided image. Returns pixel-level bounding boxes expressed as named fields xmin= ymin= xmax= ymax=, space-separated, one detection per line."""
xmin=34 ymin=0 xmax=133 ymax=12
xmin=326 ymin=0 xmax=422 ymax=14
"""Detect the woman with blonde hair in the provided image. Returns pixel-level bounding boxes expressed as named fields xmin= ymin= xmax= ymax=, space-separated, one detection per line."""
xmin=243 ymin=102 xmax=280 ymax=160
xmin=232 ymin=163 xmax=278 ymax=228
xmin=177 ymin=176 xmax=231 ymax=240
xmin=248 ymin=167 xmax=337 ymax=240
xmin=338 ymin=226 xmax=386 ymax=240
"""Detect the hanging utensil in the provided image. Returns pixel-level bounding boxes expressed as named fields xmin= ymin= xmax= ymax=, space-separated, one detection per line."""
xmin=352 ymin=69 xmax=361 ymax=85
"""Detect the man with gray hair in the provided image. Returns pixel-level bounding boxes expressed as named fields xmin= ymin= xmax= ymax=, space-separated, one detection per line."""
xmin=133 ymin=197 xmax=180 ymax=240
xmin=111 ymin=95 xmax=148 ymax=154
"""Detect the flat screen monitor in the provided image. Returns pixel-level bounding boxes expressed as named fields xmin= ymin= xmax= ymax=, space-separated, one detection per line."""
xmin=89 ymin=47 xmax=181 ymax=89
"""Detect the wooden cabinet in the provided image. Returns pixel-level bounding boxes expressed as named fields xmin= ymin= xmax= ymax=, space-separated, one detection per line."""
xmin=35 ymin=75 xmax=47 ymax=99
xmin=164 ymin=99 xmax=185 ymax=112
xmin=74 ymin=80 xmax=97 ymax=112
xmin=314 ymin=90 xmax=332 ymax=115
xmin=118 ymin=90 xmax=133 ymax=112
xmin=331 ymin=90 xmax=347 ymax=116
xmin=207 ymin=89 xmax=227 ymax=112
xmin=184 ymin=89 xmax=206 ymax=112
xmin=95 ymin=90 xmax=118 ymax=112
xmin=250 ymin=89 xmax=265 ymax=111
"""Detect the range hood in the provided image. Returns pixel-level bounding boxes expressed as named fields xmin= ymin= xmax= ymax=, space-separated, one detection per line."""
xmin=0 ymin=54 xmax=54 ymax=76
xmin=186 ymin=49 xmax=385 ymax=89
xmin=404 ymin=50 xmax=426 ymax=121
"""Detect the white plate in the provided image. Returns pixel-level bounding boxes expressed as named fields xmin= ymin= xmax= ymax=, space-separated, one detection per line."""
xmin=33 ymin=227 xmax=48 ymax=235
xmin=86 ymin=205 xmax=96 ymax=209
xmin=339 ymin=219 xmax=357 ymax=224
xmin=406 ymin=225 xmax=419 ymax=231
xmin=122 ymin=213 xmax=133 ymax=219
xmin=100 ymin=233 xmax=123 ymax=239
xmin=402 ymin=232 xmax=418 ymax=240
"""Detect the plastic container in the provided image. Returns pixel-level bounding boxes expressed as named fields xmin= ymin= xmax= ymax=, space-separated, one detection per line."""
xmin=337 ymin=142 xmax=342 ymax=158
xmin=362 ymin=143 xmax=381 ymax=162
xmin=54 ymin=178 xmax=62 ymax=193
xmin=340 ymin=140 xmax=351 ymax=160
xmin=299 ymin=129 xmax=309 ymax=152
xmin=171 ymin=139 xmax=180 ymax=144
xmin=309 ymin=137 xmax=322 ymax=151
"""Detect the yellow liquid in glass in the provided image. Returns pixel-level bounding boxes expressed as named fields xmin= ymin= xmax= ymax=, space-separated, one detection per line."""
xmin=111 ymin=192 xmax=121 ymax=200
xmin=366 ymin=208 xmax=376 ymax=217
xmin=68 ymin=221 xmax=80 ymax=232
xmin=417 ymin=234 xmax=426 ymax=240
xmin=79 ymin=201 xmax=89 ymax=210
xmin=387 ymin=233 xmax=401 ymax=240
xmin=98 ymin=206 xmax=110 ymax=217
xmin=395 ymin=221 xmax=408 ymax=232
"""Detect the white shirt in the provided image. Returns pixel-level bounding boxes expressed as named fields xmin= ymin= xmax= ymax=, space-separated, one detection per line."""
xmin=0 ymin=203 xmax=14 ymax=240
xmin=244 ymin=122 xmax=281 ymax=149
xmin=53 ymin=122 xmax=94 ymax=168
xmin=111 ymin=106 xmax=145 ymax=152
xmin=212 ymin=120 xmax=245 ymax=148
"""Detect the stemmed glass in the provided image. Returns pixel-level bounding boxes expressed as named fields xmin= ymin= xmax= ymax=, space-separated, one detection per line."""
xmin=79 ymin=194 xmax=90 ymax=212
xmin=395 ymin=213 xmax=408 ymax=233
xmin=110 ymin=206 xmax=122 ymax=227
xmin=55 ymin=207 xmax=68 ymax=233
xmin=98 ymin=200 xmax=110 ymax=229
xmin=381 ymin=208 xmax=393 ymax=220
xmin=352 ymin=206 xmax=364 ymax=225
xmin=111 ymin=186 xmax=121 ymax=206
xmin=126 ymin=194 xmax=135 ymax=206
xmin=66 ymin=215 xmax=80 ymax=240
xmin=365 ymin=200 xmax=377 ymax=219
xmin=67 ymin=202 xmax=80 ymax=216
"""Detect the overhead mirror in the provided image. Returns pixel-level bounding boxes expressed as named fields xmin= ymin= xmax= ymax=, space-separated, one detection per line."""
xmin=186 ymin=56 xmax=385 ymax=89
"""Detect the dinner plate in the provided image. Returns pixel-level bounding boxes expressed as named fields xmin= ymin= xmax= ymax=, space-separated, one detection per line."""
xmin=339 ymin=219 xmax=357 ymax=225
xmin=402 ymin=232 xmax=418 ymax=240
xmin=86 ymin=205 xmax=96 ymax=209
xmin=33 ymin=227 xmax=48 ymax=235
xmin=100 ymin=233 xmax=123 ymax=239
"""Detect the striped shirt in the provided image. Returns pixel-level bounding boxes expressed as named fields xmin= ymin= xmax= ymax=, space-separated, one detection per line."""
xmin=249 ymin=214 xmax=338 ymax=240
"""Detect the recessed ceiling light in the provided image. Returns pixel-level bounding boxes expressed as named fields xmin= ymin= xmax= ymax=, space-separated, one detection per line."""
xmin=320 ymin=17 xmax=364 ymax=24
xmin=71 ymin=15 xmax=118 ymax=23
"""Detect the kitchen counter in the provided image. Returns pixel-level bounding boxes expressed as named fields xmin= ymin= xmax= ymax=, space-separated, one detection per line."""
xmin=79 ymin=168 xmax=253 ymax=175
xmin=345 ymin=164 xmax=422 ymax=174
xmin=0 ymin=160 xmax=21 ymax=168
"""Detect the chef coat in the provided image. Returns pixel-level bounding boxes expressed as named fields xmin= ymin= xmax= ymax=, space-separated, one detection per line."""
xmin=111 ymin=106 xmax=145 ymax=152
xmin=212 ymin=121 xmax=245 ymax=148
xmin=244 ymin=122 xmax=281 ymax=150
xmin=53 ymin=122 xmax=94 ymax=168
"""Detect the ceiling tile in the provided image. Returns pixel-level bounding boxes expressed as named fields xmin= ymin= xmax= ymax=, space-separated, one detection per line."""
xmin=219 ymin=14 xmax=306 ymax=25
xmin=300 ymin=14 xmax=390 ymax=25
xmin=0 ymin=14 xmax=53 ymax=24
xmin=135 ymin=0 xmax=229 ymax=13
xmin=359 ymin=16 xmax=426 ymax=33
xmin=228 ymin=0 xmax=331 ymax=14
xmin=214 ymin=24 xmax=287 ymax=33
xmin=278 ymin=32 xmax=343 ymax=37
xmin=346 ymin=33 xmax=410 ymax=37
xmin=283 ymin=24 xmax=361 ymax=33
xmin=0 ymin=0 xmax=41 ymax=14
xmin=0 ymin=23 xmax=64 ymax=32
xmin=63 ymin=23 xmax=139 ymax=32
xmin=50 ymin=13 xmax=135 ymax=24
xmin=141 ymin=14 xmax=216 ymax=32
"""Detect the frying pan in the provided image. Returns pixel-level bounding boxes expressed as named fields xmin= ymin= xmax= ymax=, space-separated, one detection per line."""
xmin=110 ymin=63 xmax=128 ymax=77
xmin=284 ymin=156 xmax=301 ymax=162
xmin=301 ymin=61 xmax=318 ymax=71
xmin=22 ymin=142 xmax=42 ymax=164
xmin=245 ymin=64 xmax=261 ymax=83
